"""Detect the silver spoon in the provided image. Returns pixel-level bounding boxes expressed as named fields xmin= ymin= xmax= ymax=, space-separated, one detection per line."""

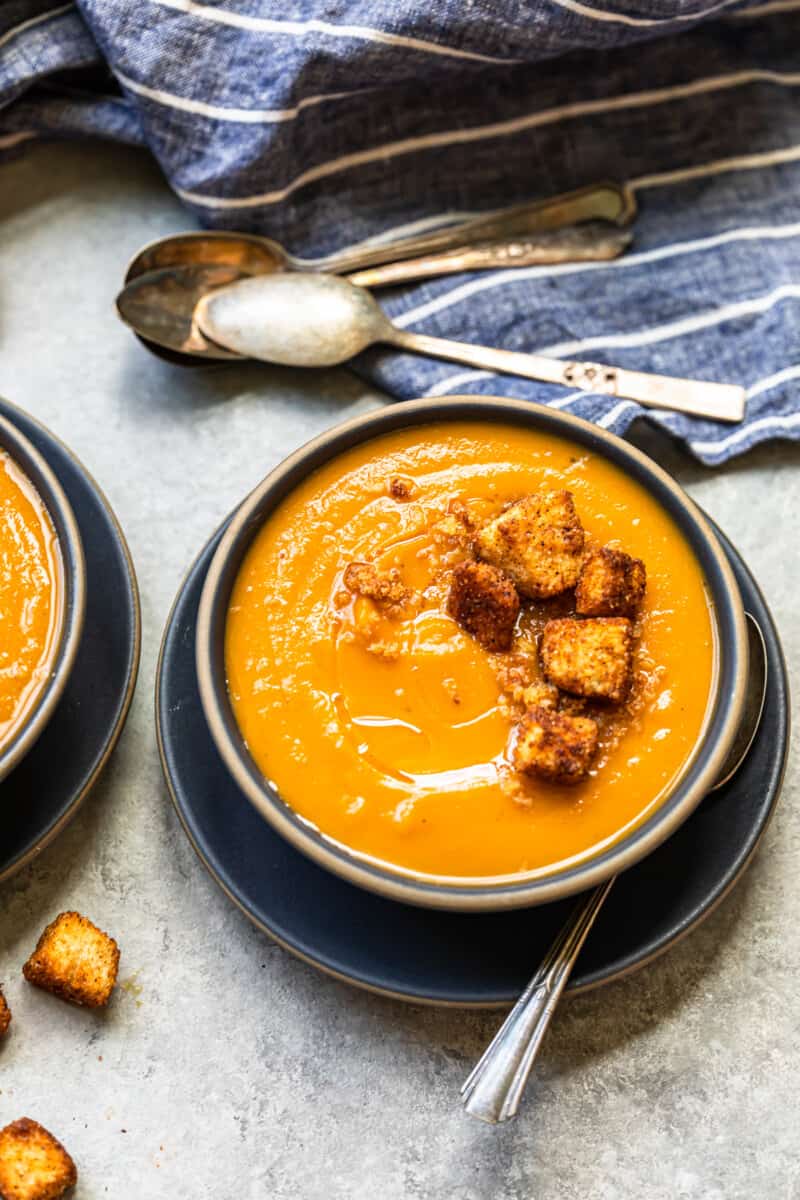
xmin=462 ymin=612 xmax=768 ymax=1124
xmin=124 ymin=182 xmax=637 ymax=283
xmin=117 ymin=226 xmax=632 ymax=365
xmin=195 ymin=272 xmax=746 ymax=423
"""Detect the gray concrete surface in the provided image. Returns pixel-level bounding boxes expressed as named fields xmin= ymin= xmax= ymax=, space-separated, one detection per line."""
xmin=0 ymin=142 xmax=797 ymax=1199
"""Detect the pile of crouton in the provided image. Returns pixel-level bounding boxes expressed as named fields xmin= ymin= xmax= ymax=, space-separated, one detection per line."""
xmin=446 ymin=489 xmax=647 ymax=785
xmin=0 ymin=912 xmax=120 ymax=1199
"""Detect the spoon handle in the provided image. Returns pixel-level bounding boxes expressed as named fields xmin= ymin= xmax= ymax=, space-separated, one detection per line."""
xmin=345 ymin=226 xmax=631 ymax=289
xmin=319 ymin=182 xmax=636 ymax=274
xmin=461 ymin=879 xmax=615 ymax=1124
xmin=389 ymin=329 xmax=745 ymax=423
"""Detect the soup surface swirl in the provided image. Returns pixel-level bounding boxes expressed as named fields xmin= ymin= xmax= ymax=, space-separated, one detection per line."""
xmin=226 ymin=423 xmax=714 ymax=879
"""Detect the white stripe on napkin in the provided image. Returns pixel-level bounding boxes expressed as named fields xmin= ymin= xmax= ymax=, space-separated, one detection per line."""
xmin=0 ymin=1 xmax=73 ymax=50
xmin=546 ymin=0 xmax=738 ymax=27
xmin=690 ymin=410 xmax=800 ymax=457
xmin=425 ymin=370 xmax=494 ymax=396
xmin=631 ymin=141 xmax=800 ymax=189
xmin=302 ymin=213 xmax=480 ymax=266
xmin=537 ymin=284 xmax=800 ymax=358
xmin=147 ymin=0 xmax=517 ymax=65
xmin=395 ymin=219 xmax=800 ymax=328
xmin=597 ymin=400 xmax=639 ymax=427
xmin=425 ymin=371 xmax=589 ymax=406
xmin=115 ymin=69 xmax=354 ymax=124
xmin=175 ymin=68 xmax=800 ymax=205
xmin=745 ymin=363 xmax=800 ymax=398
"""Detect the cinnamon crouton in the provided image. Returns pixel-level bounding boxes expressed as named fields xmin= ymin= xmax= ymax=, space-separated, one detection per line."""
xmin=519 ymin=681 xmax=560 ymax=711
xmin=387 ymin=475 xmax=417 ymax=501
xmin=0 ymin=988 xmax=9 ymax=1037
xmin=540 ymin=617 xmax=634 ymax=703
xmin=447 ymin=560 xmax=520 ymax=651
xmin=475 ymin=490 xmax=584 ymax=598
xmin=576 ymin=546 xmax=646 ymax=617
xmin=511 ymin=705 xmax=599 ymax=783
xmin=0 ymin=1118 xmax=76 ymax=1200
xmin=432 ymin=499 xmax=476 ymax=551
xmin=22 ymin=912 xmax=120 ymax=1009
xmin=343 ymin=562 xmax=410 ymax=611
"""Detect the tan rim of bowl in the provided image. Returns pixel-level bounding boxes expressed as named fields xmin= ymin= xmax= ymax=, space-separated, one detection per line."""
xmin=0 ymin=413 xmax=86 ymax=782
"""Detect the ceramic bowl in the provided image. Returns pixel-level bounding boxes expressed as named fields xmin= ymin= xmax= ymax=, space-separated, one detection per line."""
xmin=0 ymin=414 xmax=86 ymax=782
xmin=196 ymin=397 xmax=748 ymax=912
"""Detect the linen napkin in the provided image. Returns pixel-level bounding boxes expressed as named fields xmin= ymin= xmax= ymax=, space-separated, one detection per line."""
xmin=2 ymin=0 xmax=800 ymax=463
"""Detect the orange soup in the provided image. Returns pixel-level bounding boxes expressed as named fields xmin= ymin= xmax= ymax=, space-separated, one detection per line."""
xmin=0 ymin=451 xmax=63 ymax=754
xmin=226 ymin=423 xmax=715 ymax=879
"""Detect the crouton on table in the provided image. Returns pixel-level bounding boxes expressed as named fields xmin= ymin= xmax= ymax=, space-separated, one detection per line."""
xmin=22 ymin=912 xmax=120 ymax=1009
xmin=511 ymin=705 xmax=599 ymax=783
xmin=0 ymin=1118 xmax=76 ymax=1200
xmin=0 ymin=988 xmax=9 ymax=1037
xmin=447 ymin=560 xmax=520 ymax=651
xmin=576 ymin=546 xmax=646 ymax=617
xmin=540 ymin=617 xmax=634 ymax=703
xmin=475 ymin=490 xmax=584 ymax=598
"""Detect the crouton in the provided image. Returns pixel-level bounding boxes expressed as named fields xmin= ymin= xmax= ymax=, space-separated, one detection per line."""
xmin=511 ymin=705 xmax=599 ymax=783
xmin=475 ymin=490 xmax=584 ymax=598
xmin=494 ymin=653 xmax=537 ymax=697
xmin=22 ymin=912 xmax=120 ymax=1009
xmin=387 ymin=475 xmax=416 ymax=501
xmin=521 ymin=681 xmax=560 ymax=711
xmin=447 ymin=560 xmax=520 ymax=651
xmin=576 ymin=546 xmax=646 ymax=617
xmin=0 ymin=988 xmax=9 ymax=1037
xmin=0 ymin=1118 xmax=76 ymax=1200
xmin=432 ymin=499 xmax=476 ymax=551
xmin=343 ymin=562 xmax=411 ymax=612
xmin=540 ymin=617 xmax=634 ymax=703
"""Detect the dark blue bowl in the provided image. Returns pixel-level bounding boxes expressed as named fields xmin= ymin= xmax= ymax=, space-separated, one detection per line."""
xmin=0 ymin=413 xmax=86 ymax=781
xmin=196 ymin=396 xmax=748 ymax=911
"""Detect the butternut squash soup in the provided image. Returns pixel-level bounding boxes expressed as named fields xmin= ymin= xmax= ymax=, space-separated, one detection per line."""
xmin=0 ymin=450 xmax=63 ymax=755
xmin=225 ymin=422 xmax=715 ymax=880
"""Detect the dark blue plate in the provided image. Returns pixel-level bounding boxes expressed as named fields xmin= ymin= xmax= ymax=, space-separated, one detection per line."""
xmin=157 ymin=521 xmax=788 ymax=1007
xmin=0 ymin=397 xmax=141 ymax=883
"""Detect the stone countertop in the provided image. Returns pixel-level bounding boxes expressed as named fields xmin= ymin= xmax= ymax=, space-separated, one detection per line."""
xmin=0 ymin=143 xmax=797 ymax=1200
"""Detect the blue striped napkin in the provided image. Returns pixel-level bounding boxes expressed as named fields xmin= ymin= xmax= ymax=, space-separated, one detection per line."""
xmin=2 ymin=0 xmax=800 ymax=463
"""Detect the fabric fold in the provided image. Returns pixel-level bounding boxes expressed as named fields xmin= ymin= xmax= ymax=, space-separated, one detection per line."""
xmin=1 ymin=0 xmax=799 ymax=463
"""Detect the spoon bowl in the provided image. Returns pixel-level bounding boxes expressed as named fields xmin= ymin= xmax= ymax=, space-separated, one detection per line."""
xmin=117 ymin=264 xmax=246 ymax=361
xmin=124 ymin=231 xmax=288 ymax=284
xmin=197 ymin=272 xmax=387 ymax=366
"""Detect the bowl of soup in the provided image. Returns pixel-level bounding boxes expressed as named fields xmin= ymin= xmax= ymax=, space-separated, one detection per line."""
xmin=196 ymin=397 xmax=748 ymax=911
xmin=0 ymin=414 xmax=85 ymax=781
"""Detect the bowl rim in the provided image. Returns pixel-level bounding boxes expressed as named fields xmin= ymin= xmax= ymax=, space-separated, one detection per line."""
xmin=196 ymin=396 xmax=748 ymax=912
xmin=0 ymin=412 xmax=86 ymax=781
